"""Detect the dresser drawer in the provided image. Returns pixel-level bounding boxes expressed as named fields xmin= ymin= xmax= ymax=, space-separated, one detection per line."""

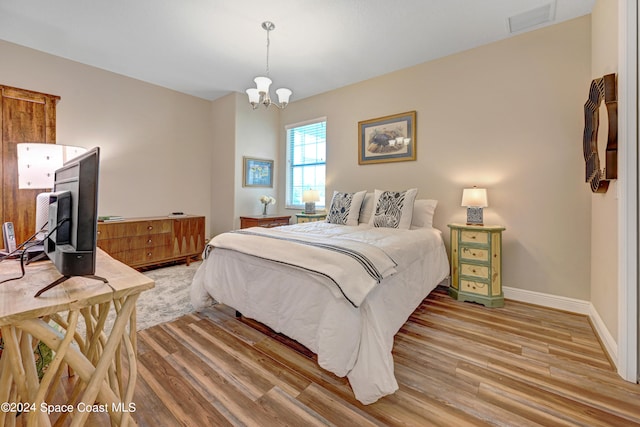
xmin=460 ymin=230 xmax=489 ymax=245
xmin=460 ymin=263 xmax=489 ymax=279
xmin=461 ymin=279 xmax=489 ymax=296
xmin=98 ymin=233 xmax=172 ymax=253
xmin=98 ymin=219 xmax=172 ymax=239
xmin=460 ymin=246 xmax=489 ymax=262
xmin=118 ymin=247 xmax=174 ymax=266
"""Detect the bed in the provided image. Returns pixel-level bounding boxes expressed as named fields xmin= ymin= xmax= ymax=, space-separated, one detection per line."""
xmin=190 ymin=190 xmax=450 ymax=404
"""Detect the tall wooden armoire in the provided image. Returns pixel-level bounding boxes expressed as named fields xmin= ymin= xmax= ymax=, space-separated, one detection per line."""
xmin=0 ymin=85 xmax=60 ymax=246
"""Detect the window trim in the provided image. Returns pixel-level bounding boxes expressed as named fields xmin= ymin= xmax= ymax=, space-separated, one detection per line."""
xmin=285 ymin=117 xmax=327 ymax=210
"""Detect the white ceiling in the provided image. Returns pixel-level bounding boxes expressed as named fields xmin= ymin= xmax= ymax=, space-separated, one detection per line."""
xmin=0 ymin=0 xmax=594 ymax=102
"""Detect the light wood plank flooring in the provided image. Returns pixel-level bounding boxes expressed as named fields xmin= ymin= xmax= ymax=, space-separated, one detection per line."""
xmin=124 ymin=287 xmax=640 ymax=426
xmin=19 ymin=287 xmax=638 ymax=426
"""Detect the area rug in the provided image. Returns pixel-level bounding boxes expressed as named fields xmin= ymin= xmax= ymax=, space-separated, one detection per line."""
xmin=133 ymin=261 xmax=201 ymax=330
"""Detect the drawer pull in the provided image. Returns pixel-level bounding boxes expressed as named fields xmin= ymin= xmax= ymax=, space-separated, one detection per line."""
xmin=148 ymin=226 xmax=153 ymax=230
xmin=147 ymin=239 xmax=153 ymax=244
xmin=147 ymin=252 xmax=152 ymax=257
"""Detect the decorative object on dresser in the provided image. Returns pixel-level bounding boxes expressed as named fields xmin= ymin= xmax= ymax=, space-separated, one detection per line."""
xmin=358 ymin=111 xmax=416 ymax=165
xmin=302 ymin=189 xmax=320 ymax=214
xmin=97 ymin=215 xmax=205 ymax=269
xmin=583 ymin=73 xmax=617 ymax=193
xmin=240 ymin=215 xmax=290 ymax=229
xmin=448 ymin=223 xmax=505 ymax=307
xmin=259 ymin=195 xmax=276 ymax=215
xmin=243 ymin=157 xmax=274 ymax=187
xmin=461 ymin=186 xmax=488 ymax=226
xmin=296 ymin=212 xmax=327 ymax=223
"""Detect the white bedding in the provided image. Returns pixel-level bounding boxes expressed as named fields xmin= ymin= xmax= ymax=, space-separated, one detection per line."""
xmin=190 ymin=221 xmax=450 ymax=404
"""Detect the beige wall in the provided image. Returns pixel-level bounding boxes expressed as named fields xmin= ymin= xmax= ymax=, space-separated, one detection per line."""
xmin=210 ymin=93 xmax=237 ymax=236
xmin=0 ymin=39 xmax=213 ymax=234
xmin=234 ymin=95 xmax=280 ymax=229
xmin=590 ymin=1 xmax=619 ymax=340
xmin=280 ymin=17 xmax=593 ymax=300
xmin=209 ymin=92 xmax=280 ymax=233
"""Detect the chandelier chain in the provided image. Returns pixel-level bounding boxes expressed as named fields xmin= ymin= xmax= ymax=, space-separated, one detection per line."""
xmin=265 ymin=26 xmax=270 ymax=76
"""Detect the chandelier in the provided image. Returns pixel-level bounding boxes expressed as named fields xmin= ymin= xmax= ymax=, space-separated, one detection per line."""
xmin=246 ymin=21 xmax=292 ymax=109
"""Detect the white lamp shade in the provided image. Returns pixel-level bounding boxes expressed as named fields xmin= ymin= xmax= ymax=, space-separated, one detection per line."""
xmin=246 ymin=88 xmax=260 ymax=104
xmin=254 ymin=76 xmax=272 ymax=94
xmin=461 ymin=187 xmax=488 ymax=207
xmin=302 ymin=189 xmax=320 ymax=203
xmin=275 ymin=88 xmax=292 ymax=105
xmin=17 ymin=143 xmax=87 ymax=189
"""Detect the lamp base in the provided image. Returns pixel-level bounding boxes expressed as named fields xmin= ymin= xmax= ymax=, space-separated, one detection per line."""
xmin=304 ymin=202 xmax=316 ymax=214
xmin=466 ymin=207 xmax=484 ymax=226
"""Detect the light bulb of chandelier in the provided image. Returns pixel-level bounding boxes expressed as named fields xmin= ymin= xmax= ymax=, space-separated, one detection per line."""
xmin=246 ymin=88 xmax=260 ymax=109
xmin=254 ymin=76 xmax=272 ymax=95
xmin=275 ymin=88 xmax=292 ymax=107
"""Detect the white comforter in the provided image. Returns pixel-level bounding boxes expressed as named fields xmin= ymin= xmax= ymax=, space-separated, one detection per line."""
xmin=190 ymin=222 xmax=450 ymax=404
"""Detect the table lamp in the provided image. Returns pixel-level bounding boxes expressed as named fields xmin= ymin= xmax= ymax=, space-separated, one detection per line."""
xmin=461 ymin=187 xmax=488 ymax=226
xmin=17 ymin=143 xmax=87 ymax=240
xmin=302 ymin=189 xmax=320 ymax=214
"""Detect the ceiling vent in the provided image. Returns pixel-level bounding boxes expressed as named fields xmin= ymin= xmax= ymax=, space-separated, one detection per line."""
xmin=508 ymin=2 xmax=556 ymax=34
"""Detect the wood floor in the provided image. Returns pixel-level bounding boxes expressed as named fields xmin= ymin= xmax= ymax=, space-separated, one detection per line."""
xmin=11 ymin=289 xmax=639 ymax=427
xmin=127 ymin=287 xmax=640 ymax=426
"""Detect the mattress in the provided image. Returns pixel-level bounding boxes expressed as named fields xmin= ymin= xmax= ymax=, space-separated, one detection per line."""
xmin=190 ymin=222 xmax=450 ymax=404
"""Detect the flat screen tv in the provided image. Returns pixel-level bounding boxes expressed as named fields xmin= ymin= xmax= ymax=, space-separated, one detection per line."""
xmin=38 ymin=147 xmax=107 ymax=296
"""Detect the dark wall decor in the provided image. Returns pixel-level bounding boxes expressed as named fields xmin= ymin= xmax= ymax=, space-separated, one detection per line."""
xmin=583 ymin=73 xmax=617 ymax=193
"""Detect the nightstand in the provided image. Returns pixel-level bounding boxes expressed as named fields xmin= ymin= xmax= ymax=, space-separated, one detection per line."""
xmin=448 ymin=223 xmax=505 ymax=307
xmin=240 ymin=215 xmax=291 ymax=229
xmin=296 ymin=212 xmax=327 ymax=223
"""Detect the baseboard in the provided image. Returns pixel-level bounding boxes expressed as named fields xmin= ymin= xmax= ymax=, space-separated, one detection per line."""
xmin=503 ymin=286 xmax=591 ymax=314
xmin=503 ymin=286 xmax=618 ymax=365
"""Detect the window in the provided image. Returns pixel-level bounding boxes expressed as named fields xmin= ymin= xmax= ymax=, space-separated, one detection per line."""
xmin=286 ymin=118 xmax=326 ymax=209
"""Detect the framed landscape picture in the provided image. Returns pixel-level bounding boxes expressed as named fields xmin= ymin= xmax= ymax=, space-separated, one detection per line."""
xmin=358 ymin=111 xmax=417 ymax=165
xmin=243 ymin=157 xmax=274 ymax=187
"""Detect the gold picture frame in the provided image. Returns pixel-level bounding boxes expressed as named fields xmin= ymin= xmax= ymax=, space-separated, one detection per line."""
xmin=358 ymin=111 xmax=417 ymax=165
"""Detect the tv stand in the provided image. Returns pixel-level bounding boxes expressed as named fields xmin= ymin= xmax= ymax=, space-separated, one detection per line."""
xmin=34 ymin=274 xmax=108 ymax=297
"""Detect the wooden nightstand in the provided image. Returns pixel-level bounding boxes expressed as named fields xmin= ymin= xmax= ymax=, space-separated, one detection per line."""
xmin=448 ymin=223 xmax=505 ymax=307
xmin=240 ymin=215 xmax=291 ymax=229
xmin=296 ymin=212 xmax=327 ymax=223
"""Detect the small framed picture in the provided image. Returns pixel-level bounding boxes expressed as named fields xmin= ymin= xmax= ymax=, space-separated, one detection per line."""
xmin=358 ymin=111 xmax=417 ymax=165
xmin=243 ymin=157 xmax=274 ymax=187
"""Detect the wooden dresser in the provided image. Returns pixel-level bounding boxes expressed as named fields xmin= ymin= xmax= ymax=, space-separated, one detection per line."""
xmin=240 ymin=215 xmax=291 ymax=229
xmin=97 ymin=215 xmax=205 ymax=269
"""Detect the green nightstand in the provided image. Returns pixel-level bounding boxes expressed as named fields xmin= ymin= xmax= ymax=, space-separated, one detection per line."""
xmin=296 ymin=213 xmax=327 ymax=223
xmin=448 ymin=223 xmax=505 ymax=307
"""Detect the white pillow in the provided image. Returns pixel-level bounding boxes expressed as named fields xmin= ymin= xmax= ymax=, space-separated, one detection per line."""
xmin=411 ymin=199 xmax=438 ymax=228
xmin=358 ymin=192 xmax=374 ymax=224
xmin=326 ymin=190 xmax=366 ymax=226
xmin=368 ymin=188 xmax=418 ymax=229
